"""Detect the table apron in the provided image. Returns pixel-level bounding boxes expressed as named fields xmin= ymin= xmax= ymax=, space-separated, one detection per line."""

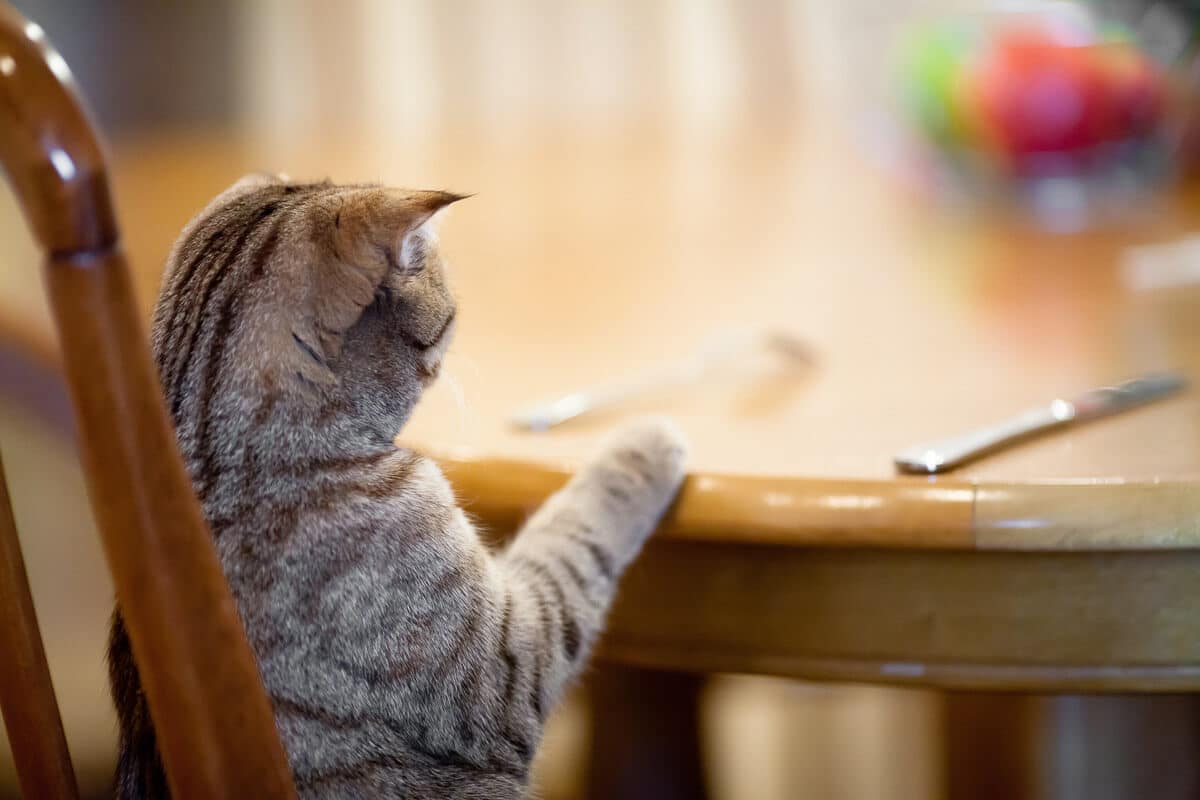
xmin=597 ymin=543 xmax=1200 ymax=692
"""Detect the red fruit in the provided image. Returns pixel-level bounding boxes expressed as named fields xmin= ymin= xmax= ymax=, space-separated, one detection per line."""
xmin=973 ymin=27 xmax=1152 ymax=162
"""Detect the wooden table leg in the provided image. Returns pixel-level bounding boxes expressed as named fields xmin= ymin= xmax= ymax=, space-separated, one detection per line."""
xmin=942 ymin=693 xmax=1200 ymax=800
xmin=584 ymin=663 xmax=711 ymax=800
xmin=943 ymin=692 xmax=1043 ymax=800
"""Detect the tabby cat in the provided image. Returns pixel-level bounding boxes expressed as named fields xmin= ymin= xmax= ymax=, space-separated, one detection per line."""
xmin=107 ymin=174 xmax=688 ymax=798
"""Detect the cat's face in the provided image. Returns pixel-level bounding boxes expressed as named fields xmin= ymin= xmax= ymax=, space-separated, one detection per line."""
xmin=155 ymin=174 xmax=464 ymax=448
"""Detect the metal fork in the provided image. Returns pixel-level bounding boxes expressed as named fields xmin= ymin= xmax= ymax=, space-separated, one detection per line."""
xmin=509 ymin=329 xmax=813 ymax=432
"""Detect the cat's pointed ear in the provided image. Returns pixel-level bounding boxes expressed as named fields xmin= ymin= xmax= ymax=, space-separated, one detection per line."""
xmin=329 ymin=188 xmax=465 ymax=276
xmin=298 ymin=188 xmax=467 ymax=379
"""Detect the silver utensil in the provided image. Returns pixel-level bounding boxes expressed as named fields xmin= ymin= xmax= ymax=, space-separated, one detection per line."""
xmin=510 ymin=329 xmax=812 ymax=432
xmin=894 ymin=373 xmax=1188 ymax=475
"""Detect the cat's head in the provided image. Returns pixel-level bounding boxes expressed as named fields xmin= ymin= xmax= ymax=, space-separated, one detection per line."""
xmin=155 ymin=174 xmax=465 ymax=452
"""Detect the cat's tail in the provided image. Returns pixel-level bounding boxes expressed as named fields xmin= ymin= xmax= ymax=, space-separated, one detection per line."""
xmin=107 ymin=612 xmax=172 ymax=799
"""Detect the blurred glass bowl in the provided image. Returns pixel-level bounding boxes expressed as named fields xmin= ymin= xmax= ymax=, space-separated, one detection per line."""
xmin=891 ymin=1 xmax=1190 ymax=230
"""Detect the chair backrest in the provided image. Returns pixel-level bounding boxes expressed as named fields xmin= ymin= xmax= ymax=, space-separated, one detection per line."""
xmin=0 ymin=453 xmax=78 ymax=798
xmin=0 ymin=5 xmax=296 ymax=797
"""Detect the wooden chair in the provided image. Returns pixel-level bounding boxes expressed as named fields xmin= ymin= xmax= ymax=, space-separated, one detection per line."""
xmin=0 ymin=4 xmax=295 ymax=797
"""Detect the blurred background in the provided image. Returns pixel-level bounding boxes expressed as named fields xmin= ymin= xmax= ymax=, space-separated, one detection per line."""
xmin=3 ymin=0 xmax=1200 ymax=798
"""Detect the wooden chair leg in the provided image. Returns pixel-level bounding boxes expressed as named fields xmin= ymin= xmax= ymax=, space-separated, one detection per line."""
xmin=585 ymin=663 xmax=711 ymax=800
xmin=942 ymin=692 xmax=1200 ymax=800
xmin=0 ymin=452 xmax=79 ymax=799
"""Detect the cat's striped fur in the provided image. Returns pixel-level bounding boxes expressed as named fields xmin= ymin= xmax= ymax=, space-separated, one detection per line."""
xmin=107 ymin=174 xmax=687 ymax=798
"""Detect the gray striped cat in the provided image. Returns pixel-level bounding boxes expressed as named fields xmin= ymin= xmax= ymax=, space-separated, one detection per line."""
xmin=107 ymin=174 xmax=687 ymax=798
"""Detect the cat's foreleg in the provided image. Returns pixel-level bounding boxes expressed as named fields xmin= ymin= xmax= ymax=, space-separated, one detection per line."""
xmin=497 ymin=420 xmax=687 ymax=707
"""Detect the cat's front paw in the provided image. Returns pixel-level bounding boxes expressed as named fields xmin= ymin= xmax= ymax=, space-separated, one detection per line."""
xmin=600 ymin=417 xmax=688 ymax=495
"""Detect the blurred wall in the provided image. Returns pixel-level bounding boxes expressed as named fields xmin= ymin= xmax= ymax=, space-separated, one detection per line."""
xmin=11 ymin=0 xmax=239 ymax=134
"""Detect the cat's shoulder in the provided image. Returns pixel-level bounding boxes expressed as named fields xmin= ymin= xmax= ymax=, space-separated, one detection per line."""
xmin=399 ymin=449 xmax=455 ymax=499
xmin=367 ymin=448 xmax=457 ymax=510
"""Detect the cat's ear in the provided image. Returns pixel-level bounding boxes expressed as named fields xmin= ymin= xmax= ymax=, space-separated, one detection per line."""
xmin=193 ymin=173 xmax=288 ymax=220
xmin=330 ymin=188 xmax=465 ymax=274
xmin=296 ymin=188 xmax=465 ymax=381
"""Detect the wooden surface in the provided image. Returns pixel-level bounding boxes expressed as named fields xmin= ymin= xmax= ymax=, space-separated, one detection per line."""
xmin=438 ymin=459 xmax=1200 ymax=690
xmin=3 ymin=36 xmax=1200 ymax=690
xmin=0 ymin=5 xmax=296 ymax=796
xmin=941 ymin=693 xmax=1200 ymax=800
xmin=4 ymin=125 xmax=1200 ymax=480
xmin=0 ymin=452 xmax=78 ymax=800
xmin=585 ymin=665 xmax=710 ymax=800
xmin=440 ymin=455 xmax=1200 ymax=550
xmin=0 ymin=5 xmax=114 ymax=254
xmin=45 ymin=253 xmax=296 ymax=798
xmin=600 ymin=544 xmax=1200 ymax=690
xmin=0 ymin=129 xmax=1198 ymax=688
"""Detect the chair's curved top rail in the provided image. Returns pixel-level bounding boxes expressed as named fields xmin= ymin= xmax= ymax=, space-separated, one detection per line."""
xmin=0 ymin=3 xmax=116 ymax=253
xmin=434 ymin=451 xmax=1200 ymax=551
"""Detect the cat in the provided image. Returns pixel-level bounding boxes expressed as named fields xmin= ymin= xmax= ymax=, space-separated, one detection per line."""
xmin=107 ymin=174 xmax=688 ymax=798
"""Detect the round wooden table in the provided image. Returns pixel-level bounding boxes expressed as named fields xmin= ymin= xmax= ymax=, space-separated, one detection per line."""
xmin=3 ymin=122 xmax=1200 ymax=796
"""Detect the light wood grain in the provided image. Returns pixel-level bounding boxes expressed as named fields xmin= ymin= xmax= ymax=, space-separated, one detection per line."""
xmin=0 ymin=129 xmax=1198 ymax=689
xmin=427 ymin=452 xmax=1200 ymax=690
xmin=2 ymin=12 xmax=1200 ymax=695
xmin=975 ymin=482 xmax=1200 ymax=549
xmin=439 ymin=453 xmax=1200 ymax=550
xmin=600 ymin=544 xmax=1200 ymax=691
xmin=5 ymin=125 xmax=1200 ymax=482
xmin=438 ymin=453 xmax=977 ymax=549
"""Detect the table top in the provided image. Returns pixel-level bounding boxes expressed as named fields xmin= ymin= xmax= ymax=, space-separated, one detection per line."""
xmin=7 ymin=123 xmax=1200 ymax=689
xmin=3 ymin=121 xmax=1200 ymax=482
xmin=6 ymin=3 xmax=1200 ymax=699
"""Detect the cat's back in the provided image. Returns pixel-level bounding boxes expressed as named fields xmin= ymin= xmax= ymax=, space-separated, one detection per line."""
xmin=215 ymin=451 xmax=510 ymax=797
xmin=217 ymin=448 xmax=480 ymax=654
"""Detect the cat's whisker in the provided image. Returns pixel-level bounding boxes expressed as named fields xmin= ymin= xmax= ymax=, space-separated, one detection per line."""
xmin=438 ymin=368 xmax=474 ymax=436
xmin=446 ymin=351 xmax=484 ymax=384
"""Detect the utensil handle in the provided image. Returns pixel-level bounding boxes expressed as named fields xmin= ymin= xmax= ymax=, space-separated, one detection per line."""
xmin=894 ymin=404 xmax=1072 ymax=474
xmin=511 ymin=351 xmax=719 ymax=431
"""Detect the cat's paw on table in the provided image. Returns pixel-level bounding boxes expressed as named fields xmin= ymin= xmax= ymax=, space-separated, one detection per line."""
xmin=597 ymin=417 xmax=689 ymax=494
